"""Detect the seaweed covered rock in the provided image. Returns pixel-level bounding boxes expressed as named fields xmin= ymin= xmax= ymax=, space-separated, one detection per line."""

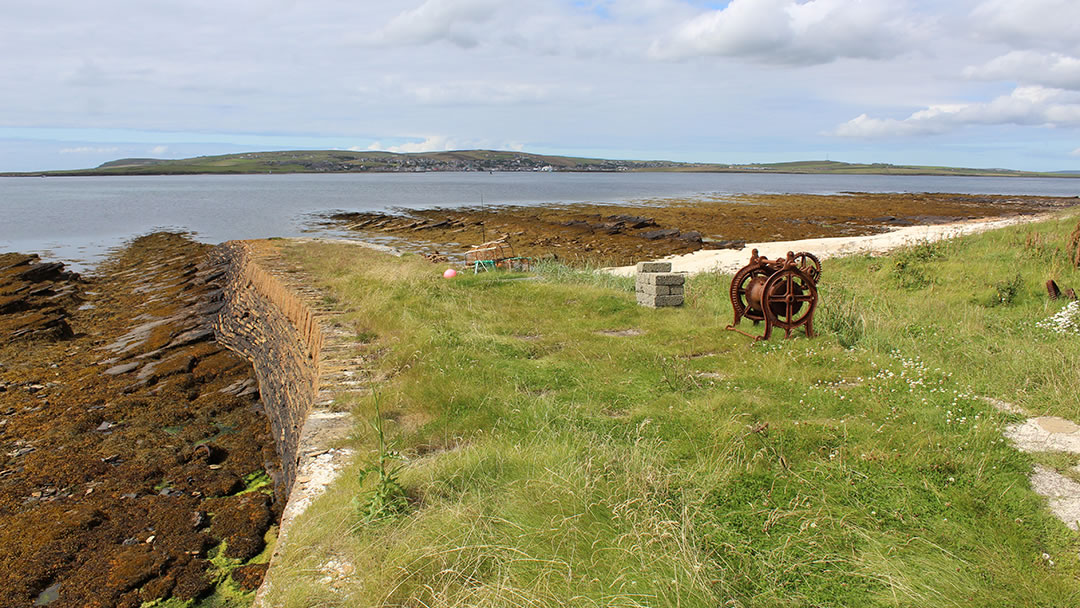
xmin=0 ymin=252 xmax=82 ymax=341
xmin=0 ymin=234 xmax=281 ymax=608
xmin=208 ymin=492 xmax=273 ymax=561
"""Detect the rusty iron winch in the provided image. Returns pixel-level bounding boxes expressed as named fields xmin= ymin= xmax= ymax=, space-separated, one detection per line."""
xmin=726 ymin=250 xmax=821 ymax=340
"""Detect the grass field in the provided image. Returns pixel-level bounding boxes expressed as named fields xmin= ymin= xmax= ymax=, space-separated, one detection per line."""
xmin=260 ymin=211 xmax=1080 ymax=607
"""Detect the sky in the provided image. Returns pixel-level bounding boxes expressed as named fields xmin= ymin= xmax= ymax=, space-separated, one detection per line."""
xmin=1 ymin=0 xmax=1079 ymax=172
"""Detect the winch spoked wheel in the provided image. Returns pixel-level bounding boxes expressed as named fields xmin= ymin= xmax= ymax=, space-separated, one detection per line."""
xmin=793 ymin=252 xmax=822 ymax=283
xmin=727 ymin=263 xmax=771 ymax=325
xmin=761 ymin=267 xmax=818 ymax=340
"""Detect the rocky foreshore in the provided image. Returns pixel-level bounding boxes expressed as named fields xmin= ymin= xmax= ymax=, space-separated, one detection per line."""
xmin=0 ymin=253 xmax=83 ymax=342
xmin=0 ymin=233 xmax=280 ymax=608
xmin=326 ymin=192 xmax=1080 ymax=266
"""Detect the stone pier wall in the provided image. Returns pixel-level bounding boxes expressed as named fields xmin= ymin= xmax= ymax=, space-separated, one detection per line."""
xmin=208 ymin=241 xmax=323 ymax=497
xmin=208 ymin=238 xmax=384 ymax=606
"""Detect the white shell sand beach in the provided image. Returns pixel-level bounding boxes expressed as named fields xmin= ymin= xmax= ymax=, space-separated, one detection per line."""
xmin=606 ymin=213 xmax=1056 ymax=277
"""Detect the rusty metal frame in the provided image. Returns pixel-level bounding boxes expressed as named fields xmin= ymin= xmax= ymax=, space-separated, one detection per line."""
xmin=726 ymin=250 xmax=820 ymax=340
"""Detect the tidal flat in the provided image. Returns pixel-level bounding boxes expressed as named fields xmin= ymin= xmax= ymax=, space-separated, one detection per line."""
xmin=326 ymin=191 xmax=1080 ymax=265
xmin=0 ymin=234 xmax=279 ymax=608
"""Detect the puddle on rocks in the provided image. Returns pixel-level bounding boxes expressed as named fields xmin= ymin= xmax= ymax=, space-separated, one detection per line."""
xmin=33 ymin=583 xmax=60 ymax=606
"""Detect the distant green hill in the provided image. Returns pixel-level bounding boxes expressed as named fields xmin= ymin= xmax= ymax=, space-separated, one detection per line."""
xmin=95 ymin=158 xmax=171 ymax=169
xmin=3 ymin=149 xmax=1077 ymax=178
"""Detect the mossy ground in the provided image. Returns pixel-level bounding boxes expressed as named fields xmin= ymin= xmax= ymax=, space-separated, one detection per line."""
xmin=263 ymin=210 xmax=1080 ymax=607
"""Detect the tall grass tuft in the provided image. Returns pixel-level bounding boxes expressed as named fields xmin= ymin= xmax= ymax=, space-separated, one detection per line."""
xmin=889 ymin=239 xmax=947 ymax=290
xmin=818 ymin=285 xmax=866 ymax=349
xmin=532 ymin=259 xmax=635 ymax=292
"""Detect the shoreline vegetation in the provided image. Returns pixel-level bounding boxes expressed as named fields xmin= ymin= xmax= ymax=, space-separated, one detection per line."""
xmin=3 ymin=149 xmax=1079 ymax=178
xmin=260 ymin=208 xmax=1080 ymax=606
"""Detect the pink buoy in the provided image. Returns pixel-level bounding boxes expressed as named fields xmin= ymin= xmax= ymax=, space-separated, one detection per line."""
xmin=443 ymin=268 xmax=457 ymax=279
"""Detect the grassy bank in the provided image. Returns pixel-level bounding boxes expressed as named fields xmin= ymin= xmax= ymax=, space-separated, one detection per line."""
xmin=263 ymin=211 xmax=1080 ymax=607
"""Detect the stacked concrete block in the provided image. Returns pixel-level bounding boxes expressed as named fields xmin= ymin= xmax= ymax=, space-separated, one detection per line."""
xmin=635 ymin=261 xmax=685 ymax=307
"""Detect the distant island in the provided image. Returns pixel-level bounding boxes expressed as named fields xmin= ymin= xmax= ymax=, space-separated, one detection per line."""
xmin=4 ymin=149 xmax=1077 ymax=178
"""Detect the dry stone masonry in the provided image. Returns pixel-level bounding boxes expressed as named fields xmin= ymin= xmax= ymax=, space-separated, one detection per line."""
xmin=210 ymin=242 xmax=323 ymax=496
xmin=209 ymin=238 xmax=392 ymax=607
xmin=635 ymin=261 xmax=685 ymax=307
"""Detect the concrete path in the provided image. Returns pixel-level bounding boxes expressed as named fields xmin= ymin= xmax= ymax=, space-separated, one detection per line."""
xmin=989 ymin=398 xmax=1080 ymax=530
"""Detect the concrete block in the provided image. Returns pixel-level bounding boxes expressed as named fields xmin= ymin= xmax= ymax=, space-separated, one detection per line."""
xmin=636 ymin=292 xmax=684 ymax=308
xmin=637 ymin=283 xmax=674 ymax=296
xmin=638 ymin=272 xmax=685 ymax=286
xmin=653 ymin=295 xmax=684 ymax=307
xmin=636 ymin=261 xmax=672 ymax=273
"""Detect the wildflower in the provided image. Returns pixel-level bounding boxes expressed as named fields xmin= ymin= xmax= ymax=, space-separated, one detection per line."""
xmin=1037 ymin=301 xmax=1080 ymax=335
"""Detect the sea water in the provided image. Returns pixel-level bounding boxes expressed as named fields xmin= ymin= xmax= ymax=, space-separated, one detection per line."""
xmin=2 ymin=172 xmax=1077 ymax=271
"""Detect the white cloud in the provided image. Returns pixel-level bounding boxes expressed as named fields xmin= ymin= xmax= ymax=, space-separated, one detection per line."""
xmin=972 ymin=0 xmax=1080 ymax=50
xmin=59 ymin=146 xmax=119 ymax=154
xmin=360 ymin=1 xmax=693 ymax=59
xmin=1072 ymin=148 xmax=1080 ymax=157
xmin=404 ymin=81 xmax=555 ymax=105
xmin=359 ymin=135 xmax=527 ymax=154
xmin=349 ymin=73 xmax=583 ymax=108
xmin=367 ymin=0 xmax=501 ymax=48
xmin=65 ymin=60 xmax=109 ymax=88
xmin=149 ymin=145 xmax=168 ymax=155
xmin=364 ymin=136 xmax=460 ymax=153
xmin=965 ymin=51 xmax=1080 ymax=91
xmin=833 ymin=86 xmax=1080 ymax=137
xmin=830 ymin=113 xmax=936 ymax=138
xmin=650 ymin=0 xmax=921 ymax=65
xmin=3 ymin=1 xmax=1079 ymax=172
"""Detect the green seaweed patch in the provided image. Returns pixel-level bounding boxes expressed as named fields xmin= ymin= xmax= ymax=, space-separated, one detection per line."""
xmin=186 ymin=579 xmax=253 ymax=608
xmin=140 ymin=528 xmax=279 ymax=608
xmin=207 ymin=541 xmax=246 ymax=577
xmin=237 ymin=470 xmax=273 ymax=496
xmin=248 ymin=524 xmax=278 ymax=565
xmin=201 ymin=542 xmax=258 ymax=607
